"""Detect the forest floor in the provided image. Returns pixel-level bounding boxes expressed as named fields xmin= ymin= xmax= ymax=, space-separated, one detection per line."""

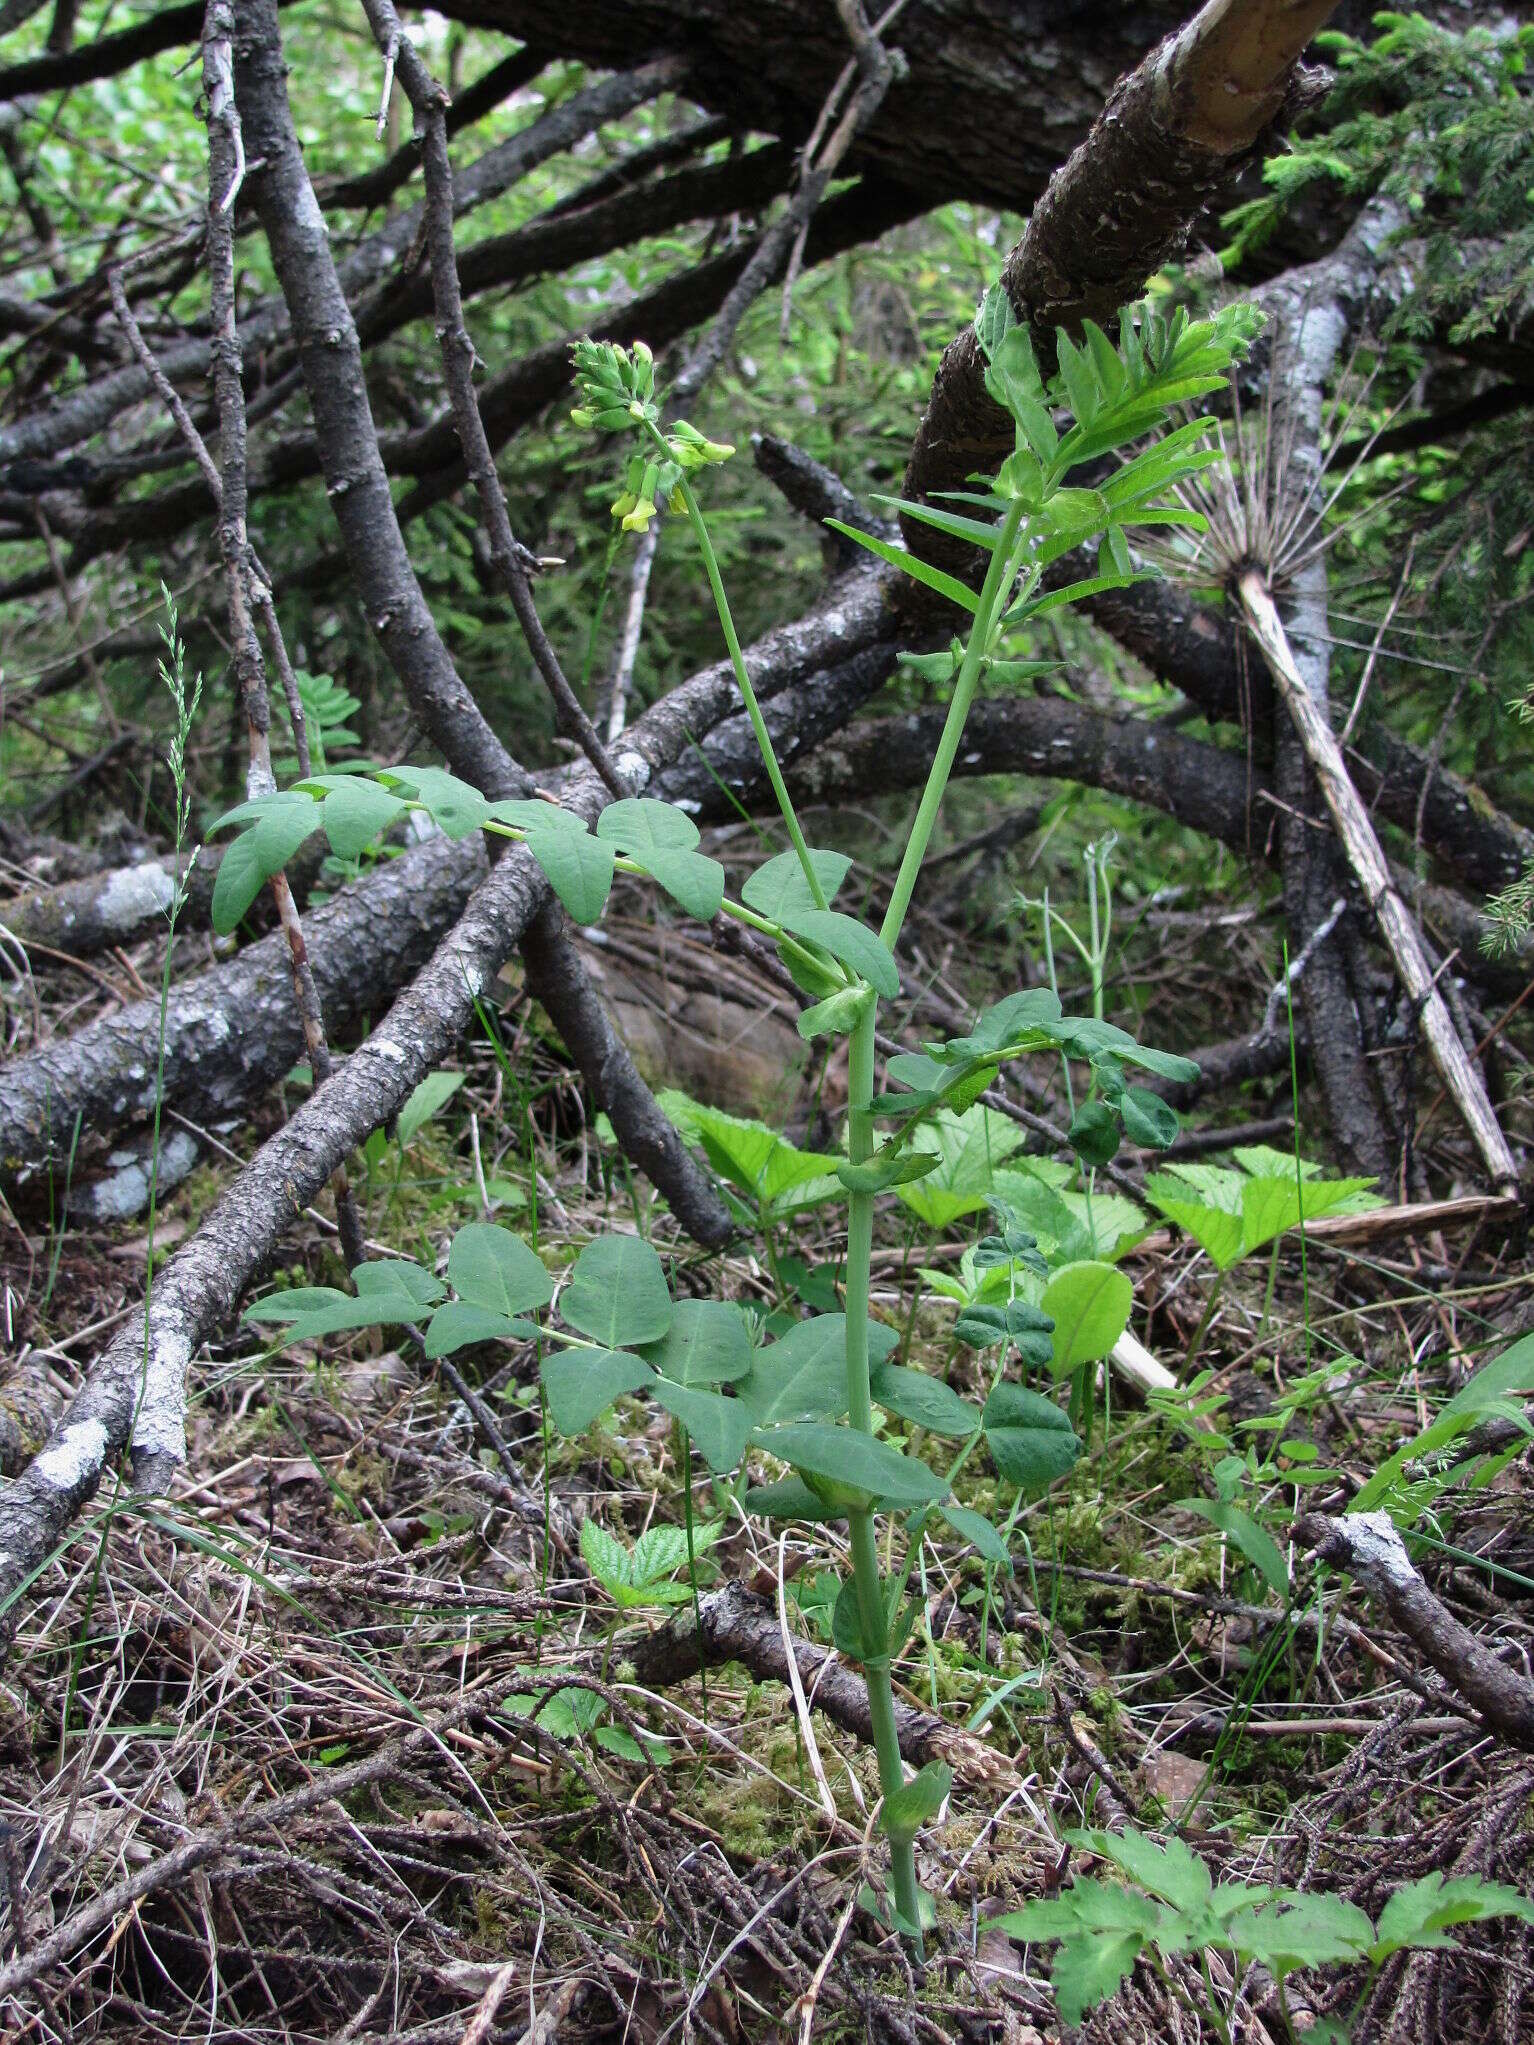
xmin=2 ymin=844 xmax=1531 ymax=2044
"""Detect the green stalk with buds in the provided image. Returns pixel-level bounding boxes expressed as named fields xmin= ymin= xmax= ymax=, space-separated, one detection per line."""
xmin=236 ymin=286 xmax=1260 ymax=1946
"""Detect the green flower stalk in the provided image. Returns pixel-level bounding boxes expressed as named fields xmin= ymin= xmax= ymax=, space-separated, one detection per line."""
xmin=236 ymin=293 xmax=1259 ymax=1953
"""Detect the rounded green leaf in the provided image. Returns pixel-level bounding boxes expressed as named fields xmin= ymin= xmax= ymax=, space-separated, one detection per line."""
xmin=210 ymin=797 xmax=323 ymax=934
xmin=383 ymin=766 xmax=488 ymax=839
xmin=870 ymin=1361 xmax=979 ymax=1438
xmin=737 ymin=1314 xmax=896 ymax=1427
xmin=1066 ymin=1099 xmax=1122 ymax=1169
xmin=322 ymin=777 xmax=405 ymax=860
xmin=354 ymin=1259 xmax=446 ymax=1307
xmin=982 ymin=1383 xmax=1081 ymax=1492
xmin=595 ymin=797 xmax=699 ymax=852
xmin=1119 ymin=1085 xmax=1180 ymax=1150
xmin=641 ymin=1298 xmax=753 ymax=1386
xmin=485 ymin=798 xmax=587 ymax=835
xmin=424 ymin=1302 xmax=538 ymax=1357
xmin=649 ymin=1379 xmax=750 ymax=1472
xmin=542 ymin=1346 xmax=653 ymax=1435
xmin=528 ymin=826 xmax=615 ymax=924
xmin=740 ymin=847 xmax=850 ymax=919
xmin=754 ymin=1421 xmax=947 ymax=1509
xmin=779 ymin=907 xmax=899 ymax=997
xmin=633 ymin=845 xmax=725 ymax=921
xmin=1041 ymin=1260 xmax=1133 ymax=1378
xmin=447 ymin=1223 xmax=553 ymax=1316
xmin=561 ymin=1234 xmax=672 ymax=1348
xmin=244 ymin=1286 xmax=351 ymax=1324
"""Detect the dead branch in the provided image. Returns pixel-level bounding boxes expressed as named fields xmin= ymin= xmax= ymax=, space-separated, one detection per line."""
xmin=0 ymin=832 xmax=486 ymax=1191
xmin=623 ymin=1581 xmax=1017 ymax=1793
xmin=1295 ymin=1512 xmax=1534 ymax=1751
xmin=1241 ymin=570 xmax=1518 ymax=1190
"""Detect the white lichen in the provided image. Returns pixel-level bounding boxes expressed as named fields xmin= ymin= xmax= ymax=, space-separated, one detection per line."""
xmin=97 ymin=864 xmax=176 ymax=932
xmin=35 ymin=1418 xmax=109 ymax=1491
xmin=130 ymin=1326 xmax=192 ymax=1465
xmin=1337 ymin=1510 xmax=1418 ymax=1593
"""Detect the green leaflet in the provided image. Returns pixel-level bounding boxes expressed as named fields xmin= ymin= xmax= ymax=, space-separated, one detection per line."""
xmin=447 ymin=1223 xmax=552 ymax=1317
xmin=209 ymin=793 xmax=323 ymax=934
xmin=561 ymin=1234 xmax=672 ymax=1348
xmin=740 ymin=846 xmax=851 ymax=919
xmin=526 ymin=827 xmax=615 ymax=924
xmin=649 ymin=1378 xmax=751 ymax=1472
xmin=1040 ymin=1260 xmax=1133 ymax=1378
xmin=594 ymin=796 xmax=700 ymax=853
xmin=821 ymin=521 xmax=981 ymax=612
xmin=869 ymin=1360 xmax=978 ymax=1437
xmin=541 ymin=1347 xmax=653 ymax=1435
xmin=753 ymin=1420 xmax=947 ymax=1510
xmin=641 ymin=1299 xmax=754 ymax=1386
xmin=982 ymin=1383 xmax=1081 ymax=1492
xmin=736 ymin=1313 xmax=896 ymax=1427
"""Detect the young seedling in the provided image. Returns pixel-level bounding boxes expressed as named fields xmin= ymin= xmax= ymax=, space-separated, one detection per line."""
xmin=236 ymin=287 xmax=1260 ymax=1945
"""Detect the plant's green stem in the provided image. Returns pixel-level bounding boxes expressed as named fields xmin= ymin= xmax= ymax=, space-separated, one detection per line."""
xmin=841 ymin=1000 xmax=922 ymax=1943
xmin=880 ymin=500 xmax=1027 ymax=954
xmin=671 ymin=468 xmax=828 ymax=912
xmin=680 ymin=1424 xmax=706 ymax=1710
xmin=1283 ymin=941 xmax=1314 ymax=1372
xmin=1184 ymin=1269 xmax=1226 ymax=1368
xmin=1259 ymin=1237 xmax=1282 ymax=1342
xmin=41 ymin=1109 xmax=82 ymax=1315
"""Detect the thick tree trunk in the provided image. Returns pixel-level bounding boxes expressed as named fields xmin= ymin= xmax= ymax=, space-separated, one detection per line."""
xmin=459 ymin=0 xmax=1190 ymax=213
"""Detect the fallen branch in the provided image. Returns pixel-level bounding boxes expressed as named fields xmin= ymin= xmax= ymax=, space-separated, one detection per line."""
xmin=0 ymin=831 xmax=485 ymax=1190
xmin=1240 ymin=569 xmax=1519 ymax=1190
xmin=622 ymin=1581 xmax=1017 ymax=1793
xmin=1295 ymin=1512 xmax=1534 ymax=1751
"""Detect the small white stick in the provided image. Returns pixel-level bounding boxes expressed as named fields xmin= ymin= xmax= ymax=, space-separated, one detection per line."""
xmin=776 ymin=1533 xmax=839 ymax=1828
